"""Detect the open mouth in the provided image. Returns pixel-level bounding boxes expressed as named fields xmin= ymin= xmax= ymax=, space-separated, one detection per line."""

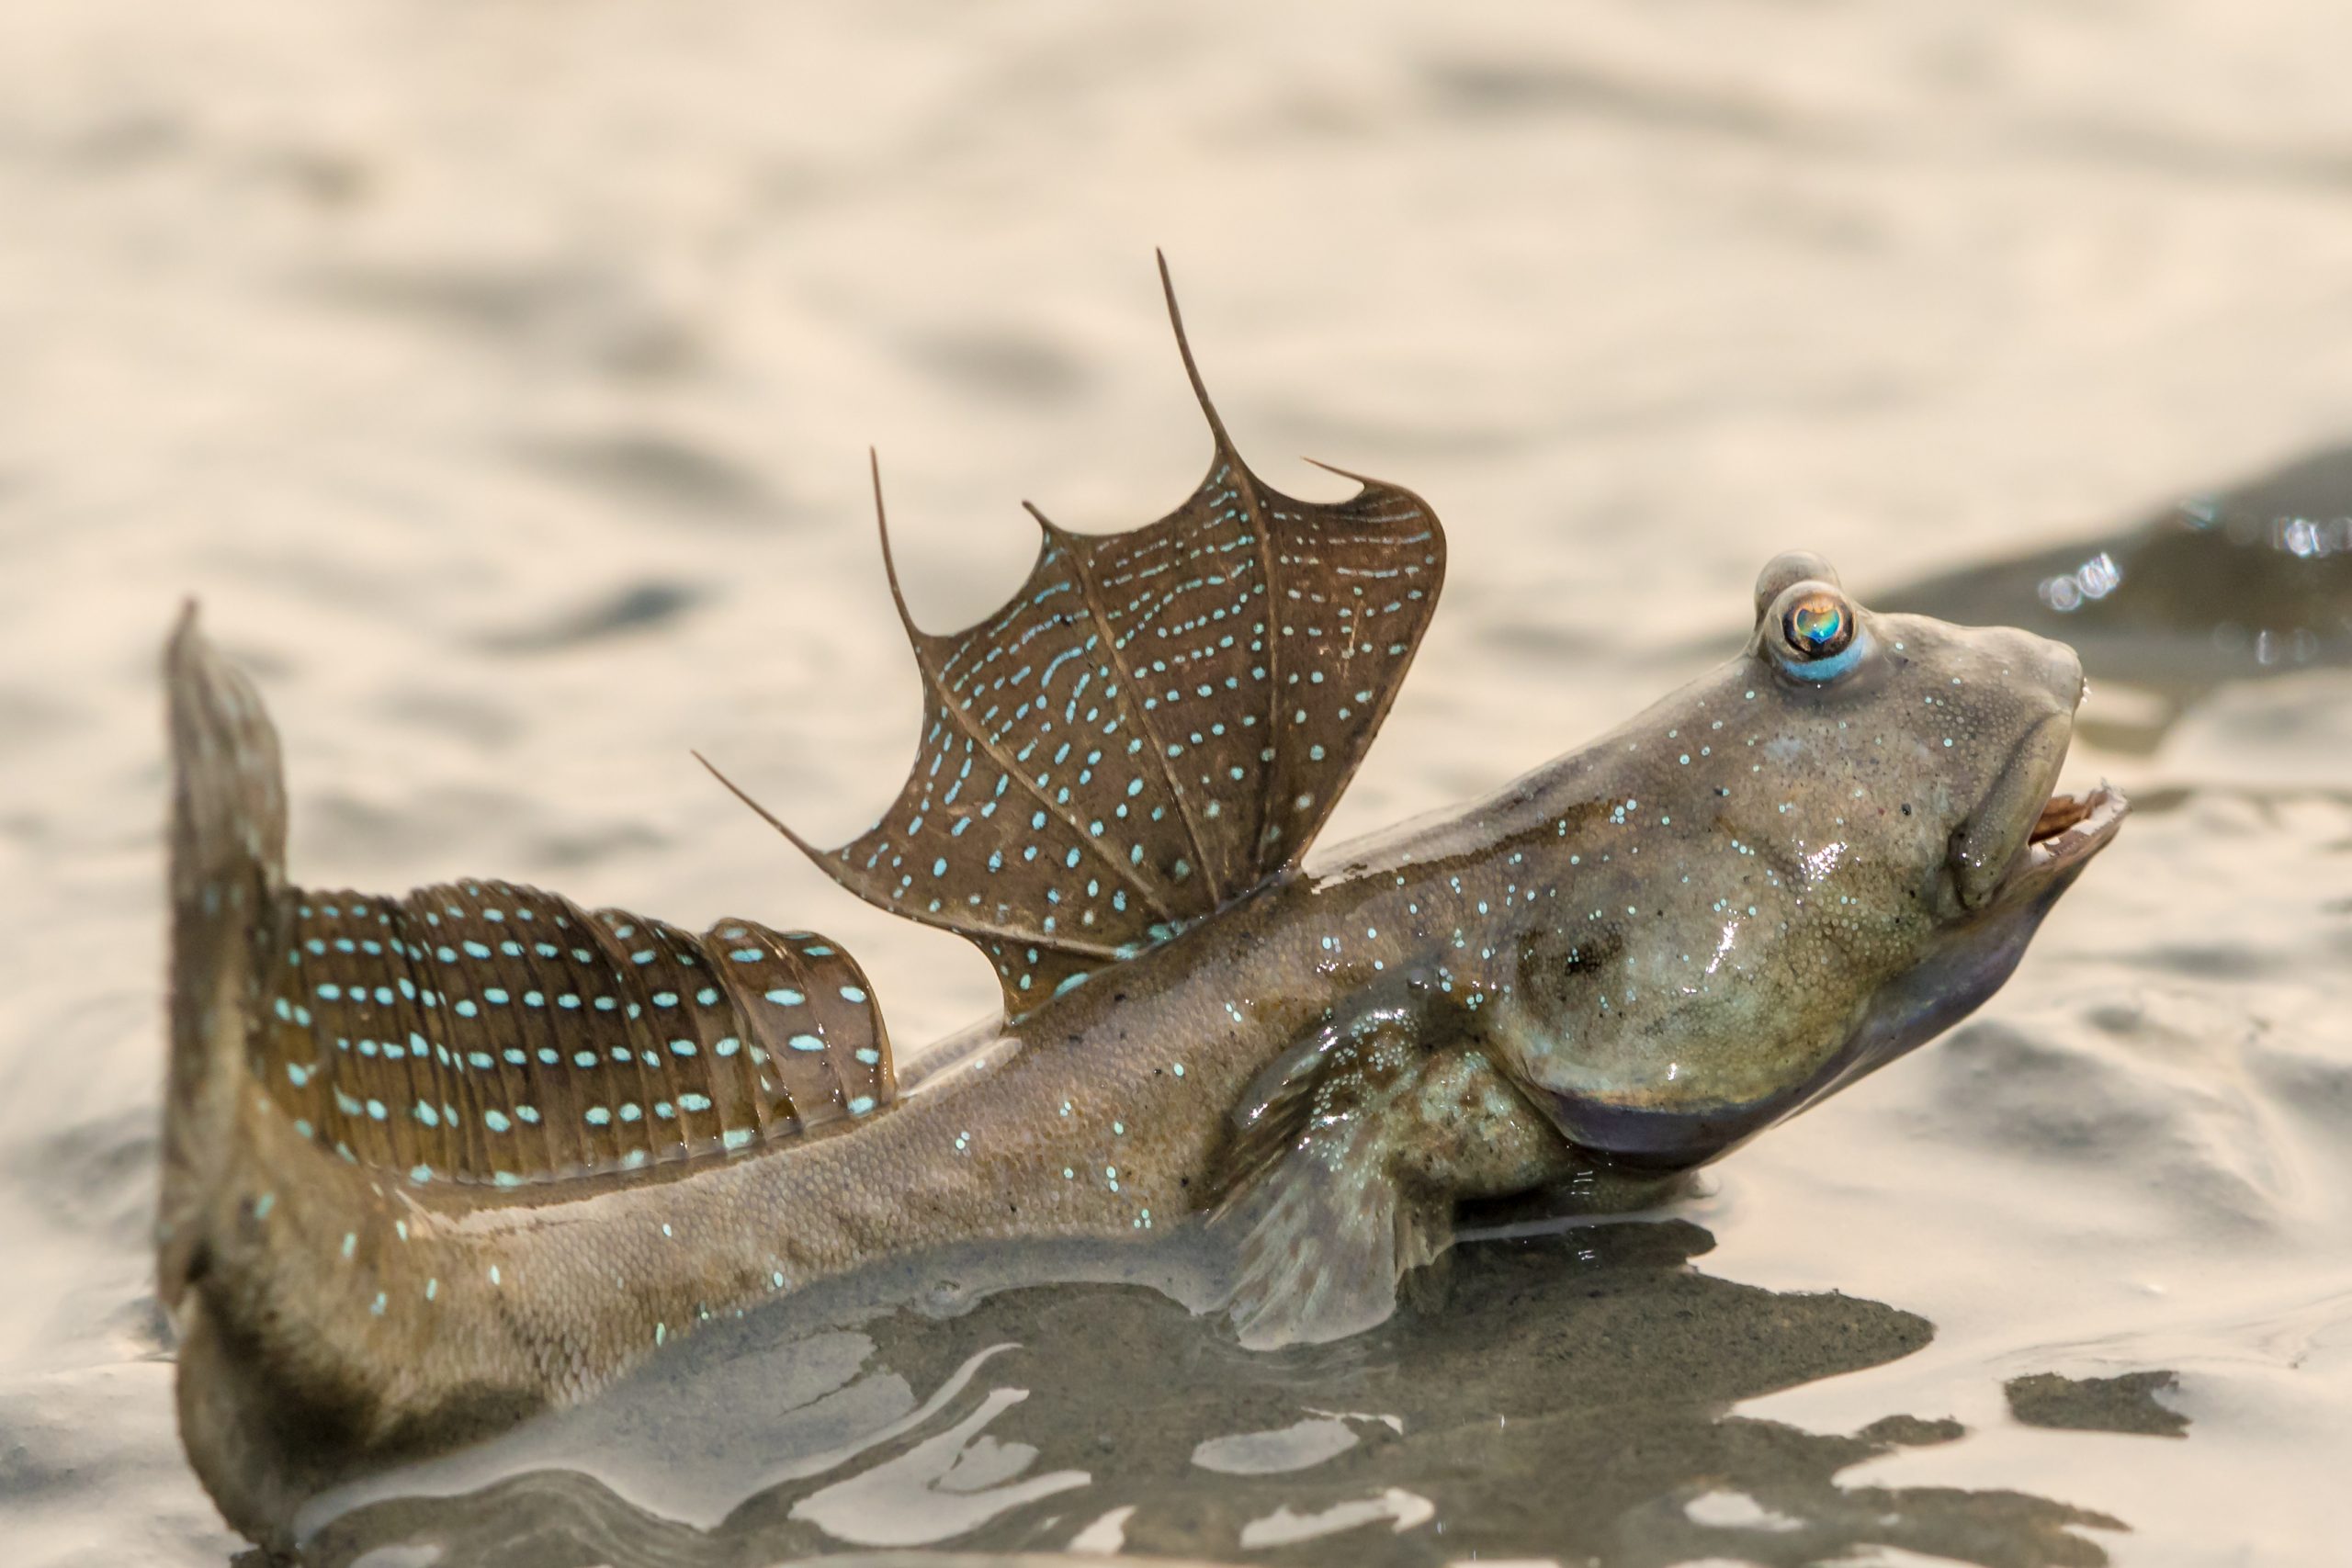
xmin=1996 ymin=782 xmax=2129 ymax=897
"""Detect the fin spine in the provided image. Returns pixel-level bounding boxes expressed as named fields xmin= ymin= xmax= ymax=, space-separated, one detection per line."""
xmin=692 ymin=752 xmax=1131 ymax=959
xmin=853 ymin=467 xmax=1182 ymax=924
xmin=1028 ymin=502 xmax=1221 ymax=919
xmin=1159 ymin=251 xmax=1283 ymax=887
xmin=724 ymin=261 xmax=1449 ymax=1017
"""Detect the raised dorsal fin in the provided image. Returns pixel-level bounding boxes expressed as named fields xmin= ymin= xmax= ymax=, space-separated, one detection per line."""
xmin=760 ymin=257 xmax=1446 ymax=1013
xmin=167 ymin=614 xmax=893 ymax=1196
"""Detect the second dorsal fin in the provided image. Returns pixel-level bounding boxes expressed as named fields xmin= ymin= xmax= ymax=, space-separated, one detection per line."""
xmin=254 ymin=886 xmax=894 ymax=1187
xmin=752 ymin=259 xmax=1447 ymax=1013
xmin=166 ymin=613 xmax=895 ymax=1199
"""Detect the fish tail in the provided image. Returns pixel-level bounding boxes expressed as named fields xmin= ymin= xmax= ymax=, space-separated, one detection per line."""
xmin=161 ymin=604 xmax=337 ymax=1545
xmin=160 ymin=603 xmax=289 ymax=1315
xmin=159 ymin=607 xmax=904 ymax=1545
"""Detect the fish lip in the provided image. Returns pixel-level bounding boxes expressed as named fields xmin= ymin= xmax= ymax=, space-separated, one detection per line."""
xmin=1980 ymin=781 xmax=2130 ymax=906
xmin=1945 ymin=711 xmax=2078 ymax=913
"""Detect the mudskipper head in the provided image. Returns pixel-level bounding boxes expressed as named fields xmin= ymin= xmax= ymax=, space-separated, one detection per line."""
xmin=1489 ymin=550 xmax=2127 ymax=1168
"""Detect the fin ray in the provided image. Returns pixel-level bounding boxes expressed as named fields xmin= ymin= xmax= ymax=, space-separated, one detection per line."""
xmin=166 ymin=615 xmax=898 ymax=1199
xmin=788 ymin=267 xmax=1447 ymax=1013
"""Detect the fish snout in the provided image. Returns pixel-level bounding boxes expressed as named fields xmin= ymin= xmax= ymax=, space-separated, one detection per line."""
xmin=2041 ymin=634 xmax=2086 ymax=711
xmin=1958 ymin=623 xmax=2086 ymax=722
xmin=2007 ymin=627 xmax=2086 ymax=715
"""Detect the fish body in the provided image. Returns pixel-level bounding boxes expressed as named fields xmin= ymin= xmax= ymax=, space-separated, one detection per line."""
xmin=159 ymin=273 xmax=2126 ymax=1548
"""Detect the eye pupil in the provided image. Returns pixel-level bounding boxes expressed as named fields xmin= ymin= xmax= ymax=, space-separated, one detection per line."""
xmin=1783 ymin=594 xmax=1852 ymax=658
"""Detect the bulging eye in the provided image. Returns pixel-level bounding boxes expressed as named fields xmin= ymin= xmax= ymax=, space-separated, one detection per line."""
xmin=1784 ymin=592 xmax=1852 ymax=659
xmin=1763 ymin=581 xmax=1867 ymax=682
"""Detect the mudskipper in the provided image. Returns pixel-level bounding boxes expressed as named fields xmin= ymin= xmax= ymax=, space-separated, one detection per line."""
xmin=159 ymin=262 xmax=2126 ymax=1546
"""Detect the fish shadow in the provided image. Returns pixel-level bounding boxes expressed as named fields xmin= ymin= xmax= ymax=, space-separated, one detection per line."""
xmin=280 ymin=1220 xmax=2125 ymax=1568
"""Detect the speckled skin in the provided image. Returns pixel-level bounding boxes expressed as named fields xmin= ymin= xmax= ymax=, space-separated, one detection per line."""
xmin=165 ymin=556 xmax=2121 ymax=1546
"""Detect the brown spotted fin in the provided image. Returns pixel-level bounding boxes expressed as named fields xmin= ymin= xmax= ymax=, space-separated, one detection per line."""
xmin=253 ymin=886 xmax=888 ymax=1187
xmin=724 ymin=256 xmax=1447 ymax=1014
xmin=161 ymin=609 xmax=893 ymax=1292
xmin=1209 ymin=1010 xmax=1456 ymax=1349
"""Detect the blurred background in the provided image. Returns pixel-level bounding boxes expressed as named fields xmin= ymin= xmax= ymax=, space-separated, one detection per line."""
xmin=5 ymin=3 xmax=2350 ymax=1564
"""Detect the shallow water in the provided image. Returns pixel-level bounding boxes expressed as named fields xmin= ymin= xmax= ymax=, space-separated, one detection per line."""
xmin=6 ymin=3 xmax=2352 ymax=1564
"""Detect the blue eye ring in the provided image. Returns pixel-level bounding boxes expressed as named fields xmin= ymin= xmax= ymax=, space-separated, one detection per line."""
xmin=1768 ymin=583 xmax=1866 ymax=682
xmin=1781 ymin=634 xmax=1864 ymax=682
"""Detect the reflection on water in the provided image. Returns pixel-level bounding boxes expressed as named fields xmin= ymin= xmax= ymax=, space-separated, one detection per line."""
xmin=290 ymin=1222 xmax=2119 ymax=1568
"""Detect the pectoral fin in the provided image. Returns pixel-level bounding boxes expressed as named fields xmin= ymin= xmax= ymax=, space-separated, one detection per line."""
xmin=1222 ymin=1133 xmax=1453 ymax=1351
xmin=1214 ymin=1021 xmax=1581 ymax=1349
xmin=1212 ymin=1010 xmax=1444 ymax=1349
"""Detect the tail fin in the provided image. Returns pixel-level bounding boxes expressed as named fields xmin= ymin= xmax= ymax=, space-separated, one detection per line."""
xmin=161 ymin=605 xmax=289 ymax=1310
xmin=164 ymin=611 xmax=906 ymax=1540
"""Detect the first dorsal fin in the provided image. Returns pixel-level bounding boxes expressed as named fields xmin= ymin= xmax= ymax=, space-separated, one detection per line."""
xmin=164 ymin=614 xmax=894 ymax=1202
xmin=768 ymin=257 xmax=1447 ymax=1013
